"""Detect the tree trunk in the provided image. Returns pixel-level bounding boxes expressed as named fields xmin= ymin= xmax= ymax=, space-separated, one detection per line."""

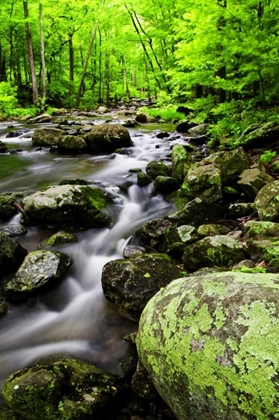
xmin=23 ymin=0 xmax=38 ymax=104
xmin=76 ymin=0 xmax=105 ymax=107
xmin=69 ymin=36 xmax=74 ymax=96
xmin=39 ymin=2 xmax=46 ymax=102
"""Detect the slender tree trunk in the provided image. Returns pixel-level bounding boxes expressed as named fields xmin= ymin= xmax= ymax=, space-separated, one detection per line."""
xmin=23 ymin=0 xmax=38 ymax=104
xmin=69 ymin=36 xmax=74 ymax=96
xmin=76 ymin=0 xmax=105 ymax=107
xmin=39 ymin=2 xmax=46 ymax=101
xmin=98 ymin=28 xmax=102 ymax=102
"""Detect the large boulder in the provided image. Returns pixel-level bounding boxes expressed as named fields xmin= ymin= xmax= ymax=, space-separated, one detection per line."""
xmin=22 ymin=185 xmax=111 ymax=228
xmin=255 ymin=180 xmax=279 ymax=222
xmin=238 ymin=121 xmax=279 ymax=150
xmin=2 ymin=358 xmax=128 ymax=420
xmin=181 ymin=164 xmax=222 ymax=203
xmin=32 ymin=128 xmax=66 ymax=147
xmin=101 ymin=253 xmax=181 ymax=321
xmin=0 ymin=231 xmax=27 ymax=277
xmin=182 ymin=235 xmax=247 ymax=271
xmin=203 ymin=147 xmax=250 ymax=185
xmin=2 ymin=250 xmax=72 ymax=301
xmin=83 ymin=124 xmax=133 ymax=153
xmin=237 ymin=163 xmax=274 ymax=200
xmin=137 ymin=272 xmax=279 ymax=420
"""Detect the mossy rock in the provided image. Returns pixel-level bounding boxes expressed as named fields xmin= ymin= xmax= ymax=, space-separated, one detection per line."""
xmin=0 ymin=298 xmax=8 ymax=317
xmin=42 ymin=231 xmax=77 ymax=247
xmin=137 ymin=271 xmax=279 ymax=420
xmin=243 ymin=220 xmax=279 ymax=238
xmin=2 ymin=358 xmax=128 ymax=420
xmin=166 ymin=198 xmax=224 ymax=228
xmin=238 ymin=121 xmax=279 ymax=150
xmin=171 ymin=144 xmax=193 ymax=184
xmin=57 ymin=135 xmax=88 ymax=152
xmin=182 ymin=235 xmax=247 ymax=272
xmin=32 ymin=128 xmax=66 ymax=147
xmin=181 ymin=164 xmax=222 ymax=203
xmin=0 ymin=406 xmax=19 ymax=420
xmin=140 ymin=218 xmax=174 ymax=249
xmin=101 ymin=253 xmax=181 ymax=321
xmin=83 ymin=123 xmax=133 ymax=153
xmin=146 ymin=161 xmax=169 ymax=179
xmin=22 ymin=185 xmax=111 ymax=228
xmin=0 ymin=193 xmax=24 ymax=221
xmin=247 ymin=238 xmax=279 ymax=267
xmin=0 ymin=231 xmax=28 ymax=277
xmin=197 ymin=224 xmax=230 ymax=237
xmin=227 ymin=203 xmax=256 ymax=219
xmin=159 ymin=225 xmax=199 ymax=258
xmin=255 ymin=180 xmax=279 ymax=222
xmin=153 ymin=176 xmax=179 ymax=195
xmin=237 ymin=164 xmax=274 ymax=200
xmin=137 ymin=171 xmax=152 ymax=187
xmin=3 ymin=250 xmax=72 ymax=301
xmin=203 ymin=147 xmax=250 ymax=185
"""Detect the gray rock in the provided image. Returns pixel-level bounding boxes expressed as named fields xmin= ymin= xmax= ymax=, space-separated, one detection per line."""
xmin=237 ymin=163 xmax=274 ymax=199
xmin=32 ymin=128 xmax=66 ymax=147
xmin=22 ymin=185 xmax=111 ymax=228
xmin=3 ymin=250 xmax=72 ymax=301
xmin=255 ymin=180 xmax=279 ymax=221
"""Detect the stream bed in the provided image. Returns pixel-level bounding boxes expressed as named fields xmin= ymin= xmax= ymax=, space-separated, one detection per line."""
xmin=0 ymin=115 xmax=177 ymax=391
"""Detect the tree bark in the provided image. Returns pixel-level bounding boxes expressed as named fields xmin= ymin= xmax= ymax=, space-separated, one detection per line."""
xmin=39 ymin=2 xmax=46 ymax=101
xmin=69 ymin=36 xmax=74 ymax=96
xmin=23 ymin=0 xmax=38 ymax=104
xmin=76 ymin=0 xmax=105 ymax=107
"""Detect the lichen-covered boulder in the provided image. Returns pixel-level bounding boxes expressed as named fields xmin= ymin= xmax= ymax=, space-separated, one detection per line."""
xmin=159 ymin=225 xmax=199 ymax=258
xmin=2 ymin=250 xmax=72 ymax=301
xmin=153 ymin=176 xmax=179 ymax=195
xmin=203 ymin=147 xmax=250 ymax=185
xmin=32 ymin=128 xmax=66 ymax=147
xmin=182 ymin=235 xmax=247 ymax=271
xmin=0 ymin=193 xmax=24 ymax=221
xmin=83 ymin=123 xmax=133 ymax=153
xmin=255 ymin=180 xmax=279 ymax=221
xmin=171 ymin=144 xmax=193 ymax=184
xmin=101 ymin=253 xmax=181 ymax=321
xmin=181 ymin=163 xmax=222 ymax=202
xmin=0 ymin=231 xmax=28 ymax=277
xmin=2 ymin=358 xmax=128 ymax=420
xmin=166 ymin=198 xmax=224 ymax=228
xmin=146 ymin=161 xmax=169 ymax=179
xmin=238 ymin=121 xmax=279 ymax=150
xmin=57 ymin=135 xmax=88 ymax=153
xmin=22 ymin=185 xmax=111 ymax=228
xmin=137 ymin=272 xmax=279 ymax=420
xmin=237 ymin=163 xmax=274 ymax=199
xmin=42 ymin=231 xmax=77 ymax=247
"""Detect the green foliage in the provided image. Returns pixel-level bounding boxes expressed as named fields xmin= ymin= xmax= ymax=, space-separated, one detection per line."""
xmin=0 ymin=82 xmax=18 ymax=114
xmin=140 ymin=105 xmax=185 ymax=122
xmin=259 ymin=150 xmax=277 ymax=164
xmin=233 ymin=265 xmax=267 ymax=274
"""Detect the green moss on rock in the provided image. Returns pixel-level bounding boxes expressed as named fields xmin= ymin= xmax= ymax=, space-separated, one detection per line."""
xmin=137 ymin=272 xmax=279 ymax=420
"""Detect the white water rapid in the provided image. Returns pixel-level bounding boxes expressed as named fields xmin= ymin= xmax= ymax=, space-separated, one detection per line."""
xmin=0 ymin=122 xmax=175 ymax=390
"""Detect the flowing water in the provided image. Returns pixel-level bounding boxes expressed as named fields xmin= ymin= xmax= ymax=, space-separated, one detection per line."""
xmin=0 ymin=117 xmax=176 ymax=391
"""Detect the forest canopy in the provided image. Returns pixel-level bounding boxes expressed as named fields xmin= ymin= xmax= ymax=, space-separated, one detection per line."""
xmin=0 ymin=0 xmax=278 ymax=114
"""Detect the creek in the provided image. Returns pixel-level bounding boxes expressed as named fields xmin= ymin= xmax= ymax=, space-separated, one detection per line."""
xmin=0 ymin=115 xmax=177 ymax=391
